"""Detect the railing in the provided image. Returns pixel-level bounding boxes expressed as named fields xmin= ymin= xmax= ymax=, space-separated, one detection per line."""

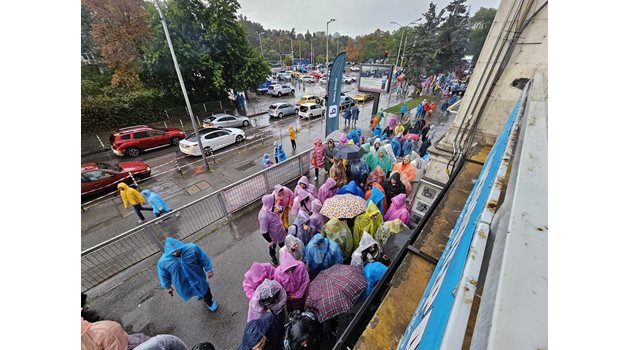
xmin=81 ymin=147 xmax=313 ymax=292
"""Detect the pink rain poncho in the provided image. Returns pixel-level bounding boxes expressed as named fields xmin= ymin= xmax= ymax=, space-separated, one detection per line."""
xmin=274 ymin=249 xmax=310 ymax=301
xmin=243 ymin=262 xmax=276 ymax=299
xmin=309 ymin=199 xmax=325 ymax=232
xmin=258 ymin=194 xmax=287 ymax=244
xmin=279 ymin=234 xmax=305 ymax=263
xmin=247 ymin=279 xmax=287 ymax=322
xmin=288 ymin=209 xmax=317 ymax=246
xmin=273 ymin=184 xmax=294 ymax=210
xmin=294 ymin=176 xmax=317 ymax=198
xmin=317 ymin=177 xmax=338 ymax=203
xmin=339 ymin=133 xmax=348 ymax=145
xmin=388 ymin=115 xmax=398 ymax=131
xmin=291 ymin=187 xmax=315 ymax=217
xmin=384 ymin=193 xmax=410 ymax=224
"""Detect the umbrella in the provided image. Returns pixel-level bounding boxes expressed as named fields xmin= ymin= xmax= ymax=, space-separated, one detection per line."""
xmin=320 ymin=194 xmax=366 ymax=219
xmin=384 ymin=230 xmax=412 ymax=261
xmin=405 ymin=133 xmax=420 ymax=140
xmin=305 ymin=264 xmax=367 ymax=322
xmin=334 ymin=144 xmax=361 ymax=160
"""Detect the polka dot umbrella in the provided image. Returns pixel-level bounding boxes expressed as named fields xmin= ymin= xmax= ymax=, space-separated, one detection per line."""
xmin=320 ymin=193 xmax=366 ymax=219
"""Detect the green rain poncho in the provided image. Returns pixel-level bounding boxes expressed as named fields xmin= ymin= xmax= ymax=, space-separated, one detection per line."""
xmin=352 ymin=201 xmax=383 ymax=248
xmin=369 ymin=149 xmax=394 ymax=174
xmin=361 ymin=143 xmax=374 ymax=166
xmin=321 ymin=218 xmax=354 ymax=258
xmin=374 ymin=219 xmax=409 ymax=249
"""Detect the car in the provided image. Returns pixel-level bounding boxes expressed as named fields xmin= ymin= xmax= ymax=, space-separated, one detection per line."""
xmin=353 ymin=93 xmax=374 ymax=103
xmin=343 ymin=75 xmax=353 ymax=84
xmin=319 ymin=77 xmax=328 ymax=85
xmin=268 ymin=84 xmax=295 ymax=97
xmin=277 ymin=73 xmax=292 ymax=81
xmin=309 ymin=72 xmax=323 ymax=79
xmin=339 ymin=96 xmax=356 ymax=110
xmin=298 ymin=103 xmax=324 ymax=119
xmin=81 ymin=161 xmax=151 ymax=200
xmin=288 ymin=71 xmax=302 ymax=78
xmin=109 ymin=126 xmax=186 ymax=157
xmin=178 ymin=127 xmax=245 ymax=156
xmin=302 ymin=76 xmax=316 ymax=83
xmin=296 ymin=95 xmax=323 ymax=105
xmin=350 ymin=66 xmax=360 ymax=72
xmin=202 ymin=113 xmax=251 ymax=128
xmin=268 ymin=102 xmax=299 ymax=118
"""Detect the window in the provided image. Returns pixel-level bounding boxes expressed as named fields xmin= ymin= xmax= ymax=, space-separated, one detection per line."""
xmin=223 ymin=117 xmax=236 ymax=121
xmin=216 ymin=130 xmax=230 ymax=137
xmin=311 ymin=105 xmax=318 ymax=110
xmin=83 ymin=171 xmax=113 ymax=182
xmin=96 ymin=163 xmax=121 ymax=172
xmin=205 ymin=132 xmax=220 ymax=140
xmin=121 ymin=134 xmax=131 ymax=140
xmin=147 ymin=131 xmax=164 ymax=137
xmin=133 ymin=131 xmax=150 ymax=139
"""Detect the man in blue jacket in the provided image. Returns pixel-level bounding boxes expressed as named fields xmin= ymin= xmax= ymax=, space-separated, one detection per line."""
xmin=157 ymin=237 xmax=218 ymax=312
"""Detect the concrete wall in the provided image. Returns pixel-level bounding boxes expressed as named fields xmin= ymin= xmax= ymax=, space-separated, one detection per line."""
xmin=426 ymin=0 xmax=548 ymax=183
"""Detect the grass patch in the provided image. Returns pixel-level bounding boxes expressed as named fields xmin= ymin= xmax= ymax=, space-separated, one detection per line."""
xmin=384 ymin=95 xmax=436 ymax=113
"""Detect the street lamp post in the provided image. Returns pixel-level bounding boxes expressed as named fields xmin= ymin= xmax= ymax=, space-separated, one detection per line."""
xmin=310 ymin=37 xmax=313 ymax=64
xmin=153 ymin=0 xmax=210 ymax=170
xmin=391 ymin=22 xmax=405 ymax=69
xmin=258 ymin=31 xmax=265 ymax=54
xmin=326 ymin=18 xmax=336 ymax=69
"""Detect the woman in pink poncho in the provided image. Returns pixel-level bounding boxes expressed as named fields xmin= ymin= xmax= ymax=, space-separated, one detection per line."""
xmin=309 ymin=199 xmax=325 ymax=232
xmin=384 ymin=193 xmax=410 ymax=225
xmin=311 ymin=137 xmax=326 ymax=180
xmin=273 ymin=184 xmax=294 ymax=229
xmin=339 ymin=133 xmax=349 ymax=145
xmin=387 ymin=115 xmax=398 ymax=137
xmin=317 ymin=177 xmax=338 ymax=203
xmin=274 ymin=249 xmax=310 ymax=311
xmin=243 ymin=261 xmax=276 ymax=299
xmin=247 ymin=278 xmax=287 ymax=322
xmin=291 ymin=187 xmax=316 ymax=217
xmin=294 ymin=176 xmax=317 ymax=198
xmin=259 ymin=194 xmax=287 ymax=265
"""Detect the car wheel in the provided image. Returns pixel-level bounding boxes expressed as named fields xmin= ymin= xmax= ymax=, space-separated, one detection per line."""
xmin=294 ymin=109 xmax=298 ymax=115
xmin=309 ymin=113 xmax=313 ymax=118
xmin=277 ymin=92 xmax=282 ymax=97
xmin=170 ymin=136 xmax=181 ymax=146
xmin=278 ymin=113 xmax=283 ymax=119
xmin=243 ymin=120 xmax=250 ymax=127
xmin=204 ymin=147 xmax=213 ymax=156
xmin=125 ymin=147 xmax=140 ymax=157
xmin=291 ymin=90 xmax=295 ymax=95
xmin=236 ymin=135 xmax=244 ymax=143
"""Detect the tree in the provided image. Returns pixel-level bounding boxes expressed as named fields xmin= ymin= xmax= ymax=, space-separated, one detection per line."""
xmin=467 ymin=7 xmax=496 ymax=64
xmin=435 ymin=0 xmax=470 ymax=72
xmin=345 ymin=39 xmax=360 ymax=62
xmin=403 ymin=2 xmax=445 ymax=83
xmin=315 ymin=54 xmax=325 ymax=64
xmin=283 ymin=55 xmax=293 ymax=66
xmin=267 ymin=49 xmax=281 ymax=63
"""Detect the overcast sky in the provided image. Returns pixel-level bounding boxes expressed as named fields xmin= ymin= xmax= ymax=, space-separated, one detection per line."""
xmin=238 ymin=0 xmax=501 ymax=37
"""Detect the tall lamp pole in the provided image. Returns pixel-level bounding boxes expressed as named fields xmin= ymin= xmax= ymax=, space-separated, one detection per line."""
xmin=391 ymin=22 xmax=405 ymax=69
xmin=258 ymin=31 xmax=265 ymax=54
xmin=310 ymin=36 xmax=313 ymax=64
xmin=326 ymin=18 xmax=336 ymax=69
xmin=153 ymin=0 xmax=210 ymax=170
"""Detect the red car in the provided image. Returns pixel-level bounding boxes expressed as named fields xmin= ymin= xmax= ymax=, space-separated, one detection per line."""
xmin=109 ymin=125 xmax=186 ymax=157
xmin=309 ymin=72 xmax=323 ymax=79
xmin=81 ymin=161 xmax=151 ymax=200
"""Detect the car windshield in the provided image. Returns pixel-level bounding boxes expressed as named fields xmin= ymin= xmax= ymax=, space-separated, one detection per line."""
xmin=185 ymin=128 xmax=214 ymax=141
xmin=97 ymin=162 xmax=121 ymax=172
xmin=300 ymin=106 xmax=309 ymax=112
xmin=204 ymin=117 xmax=216 ymax=122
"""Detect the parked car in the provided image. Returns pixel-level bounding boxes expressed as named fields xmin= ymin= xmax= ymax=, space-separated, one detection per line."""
xmin=109 ymin=126 xmax=186 ymax=157
xmin=296 ymin=95 xmax=323 ymax=105
xmin=350 ymin=66 xmax=360 ymax=72
xmin=343 ymin=75 xmax=353 ymax=84
xmin=339 ymin=96 xmax=356 ymax=110
xmin=268 ymin=102 xmax=299 ymax=118
xmin=302 ymin=76 xmax=316 ymax=83
xmin=320 ymin=77 xmax=328 ymax=85
xmin=309 ymin=72 xmax=323 ymax=79
xmin=81 ymin=161 xmax=151 ymax=200
xmin=353 ymin=93 xmax=374 ymax=103
xmin=268 ymin=84 xmax=295 ymax=97
xmin=277 ymin=73 xmax=292 ymax=81
xmin=202 ymin=113 xmax=250 ymax=128
xmin=298 ymin=103 xmax=324 ymax=119
xmin=178 ymin=128 xmax=245 ymax=156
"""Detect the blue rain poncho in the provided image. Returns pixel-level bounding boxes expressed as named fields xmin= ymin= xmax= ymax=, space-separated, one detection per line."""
xmin=141 ymin=189 xmax=172 ymax=216
xmin=337 ymin=180 xmax=365 ymax=198
xmin=372 ymin=124 xmax=382 ymax=139
xmin=391 ymin=137 xmax=401 ymax=158
xmin=157 ymin=237 xmax=213 ymax=301
xmin=402 ymin=138 xmax=414 ymax=157
xmin=363 ymin=261 xmax=388 ymax=296
xmin=348 ymin=159 xmax=369 ymax=187
xmin=304 ymin=233 xmax=344 ymax=279
xmin=367 ymin=185 xmax=386 ymax=215
xmin=276 ymin=144 xmax=287 ymax=162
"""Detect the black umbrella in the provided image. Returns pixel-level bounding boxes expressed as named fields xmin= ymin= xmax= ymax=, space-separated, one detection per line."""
xmin=334 ymin=144 xmax=361 ymax=160
xmin=383 ymin=230 xmax=412 ymax=261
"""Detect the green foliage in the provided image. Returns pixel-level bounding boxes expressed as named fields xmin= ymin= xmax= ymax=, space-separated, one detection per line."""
xmin=315 ymin=54 xmax=325 ymax=64
xmin=467 ymin=7 xmax=497 ymax=64
xmin=283 ymin=55 xmax=293 ymax=66
xmin=384 ymin=96 xmax=435 ymax=113
xmin=435 ymin=0 xmax=470 ymax=71
xmin=404 ymin=3 xmax=445 ymax=83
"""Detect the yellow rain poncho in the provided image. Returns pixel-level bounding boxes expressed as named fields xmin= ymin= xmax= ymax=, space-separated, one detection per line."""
xmin=321 ymin=218 xmax=353 ymax=258
xmin=352 ymin=201 xmax=383 ymax=248
xmin=374 ymin=219 xmax=409 ymax=248
xmin=117 ymin=183 xmax=144 ymax=208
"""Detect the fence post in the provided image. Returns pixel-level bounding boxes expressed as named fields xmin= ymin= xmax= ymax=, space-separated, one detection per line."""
xmin=163 ymin=121 xmax=168 ymax=129
xmin=95 ymin=135 xmax=106 ymax=149
xmin=165 ymin=110 xmax=170 ymax=119
xmin=145 ymin=226 xmax=165 ymax=251
xmin=217 ymin=192 xmax=230 ymax=220
xmin=174 ymin=152 xmax=183 ymax=175
xmin=219 ymin=101 xmax=223 ymax=110
xmin=203 ymin=103 xmax=207 ymax=112
xmin=180 ymin=119 xmax=185 ymax=131
xmin=263 ymin=171 xmax=271 ymax=193
xmin=298 ymin=151 xmax=304 ymax=175
xmin=128 ymin=172 xmax=139 ymax=188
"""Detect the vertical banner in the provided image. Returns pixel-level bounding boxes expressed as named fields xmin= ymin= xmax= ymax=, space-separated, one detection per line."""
xmin=325 ymin=52 xmax=346 ymax=137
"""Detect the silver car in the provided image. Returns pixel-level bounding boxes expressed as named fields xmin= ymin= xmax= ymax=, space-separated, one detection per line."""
xmin=268 ymin=102 xmax=299 ymax=118
xmin=202 ymin=113 xmax=251 ymax=128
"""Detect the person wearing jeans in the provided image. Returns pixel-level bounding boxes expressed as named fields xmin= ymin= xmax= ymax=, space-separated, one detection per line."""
xmin=117 ymin=182 xmax=152 ymax=224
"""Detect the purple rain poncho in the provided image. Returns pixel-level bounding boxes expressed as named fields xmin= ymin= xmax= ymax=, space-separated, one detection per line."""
xmin=258 ymin=194 xmax=287 ymax=244
xmin=243 ymin=262 xmax=276 ymax=299
xmin=384 ymin=193 xmax=410 ymax=225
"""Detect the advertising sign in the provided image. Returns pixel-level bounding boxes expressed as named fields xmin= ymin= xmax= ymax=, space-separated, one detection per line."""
xmin=397 ymin=97 xmax=523 ymax=350
xmin=358 ymin=63 xmax=394 ymax=93
xmin=325 ymin=52 xmax=346 ymax=137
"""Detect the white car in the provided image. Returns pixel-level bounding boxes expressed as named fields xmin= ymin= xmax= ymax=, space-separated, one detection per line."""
xmin=178 ymin=127 xmax=245 ymax=156
xmin=302 ymin=76 xmax=316 ymax=83
xmin=268 ymin=84 xmax=295 ymax=97
xmin=202 ymin=113 xmax=250 ymax=128
xmin=350 ymin=66 xmax=360 ymax=72
xmin=343 ymin=75 xmax=353 ymax=84
xmin=298 ymin=103 xmax=324 ymax=119
xmin=320 ymin=77 xmax=328 ymax=85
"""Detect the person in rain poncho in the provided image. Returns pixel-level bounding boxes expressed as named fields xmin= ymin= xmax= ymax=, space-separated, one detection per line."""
xmin=329 ymin=156 xmax=347 ymax=189
xmin=261 ymin=153 xmax=273 ymax=169
xmin=259 ymin=194 xmax=287 ymax=265
xmin=321 ymin=218 xmax=354 ymax=259
xmin=311 ymin=138 xmax=326 ymax=180
xmin=339 ymin=133 xmax=349 ymax=145
xmin=402 ymin=136 xmax=414 ymax=157
xmin=304 ymin=233 xmax=344 ymax=279
xmin=384 ymin=193 xmax=410 ymax=225
xmin=337 ymin=180 xmax=365 ymax=198
xmin=273 ymin=184 xmax=294 ymax=229
xmin=247 ymin=279 xmax=287 ymax=322
xmin=351 ymin=105 xmax=360 ymax=126
xmin=308 ymin=199 xmax=325 ymax=233
xmin=347 ymin=158 xmax=370 ymax=189
xmin=409 ymin=120 xmax=421 ymax=135
xmin=374 ymin=219 xmax=409 ymax=250
xmin=279 ymin=234 xmax=305 ymax=264
xmin=81 ymin=317 xmax=128 ymax=350
xmin=369 ymin=149 xmax=394 ymax=175
xmin=352 ymin=201 xmax=383 ymax=248
xmin=275 ymin=144 xmax=287 ymax=163
xmin=366 ymin=165 xmax=387 ymax=188
xmin=394 ymin=122 xmax=405 ymax=137
xmin=387 ymin=115 xmax=397 ymax=137
xmin=288 ymin=210 xmax=317 ymax=246
xmin=365 ymin=181 xmax=388 ymax=215
xmin=273 ymin=141 xmax=279 ymax=163
xmin=423 ymin=125 xmax=436 ymax=144
xmin=347 ymin=129 xmax=357 ymax=145
xmin=274 ymin=249 xmax=310 ymax=311
xmin=291 ymin=188 xmax=315 ymax=217
xmin=383 ymin=172 xmax=406 ymax=204
xmin=343 ymin=107 xmax=352 ymax=127
xmin=294 ymin=176 xmax=318 ymax=199
xmin=382 ymin=143 xmax=398 ymax=165
xmin=324 ymin=139 xmax=336 ymax=175
xmin=355 ymin=128 xmax=363 ymax=144
xmin=288 ymin=126 xmax=297 ymax=150
xmin=392 ymin=155 xmax=417 ymax=183
xmin=238 ymin=312 xmax=282 ymax=350
xmin=400 ymin=102 xmax=408 ymax=119
xmin=370 ymin=137 xmax=382 ymax=154
xmin=157 ymin=237 xmax=218 ymax=312
xmin=350 ymin=231 xmax=383 ymax=267
xmin=117 ymin=183 xmax=152 ymax=224
xmin=317 ymin=177 xmax=338 ymax=203
xmin=243 ymin=262 xmax=276 ymax=299
xmin=390 ymin=135 xmax=402 ymax=159
xmin=361 ymin=144 xmax=374 ymax=169
xmin=141 ymin=189 xmax=172 ymax=218
xmin=133 ymin=335 xmax=188 ymax=350
xmin=363 ymin=261 xmax=388 ymax=297
xmin=372 ymin=123 xmax=383 ymax=139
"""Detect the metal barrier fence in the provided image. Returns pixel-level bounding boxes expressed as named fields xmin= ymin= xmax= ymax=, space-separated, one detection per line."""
xmin=81 ymin=148 xmax=313 ymax=292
